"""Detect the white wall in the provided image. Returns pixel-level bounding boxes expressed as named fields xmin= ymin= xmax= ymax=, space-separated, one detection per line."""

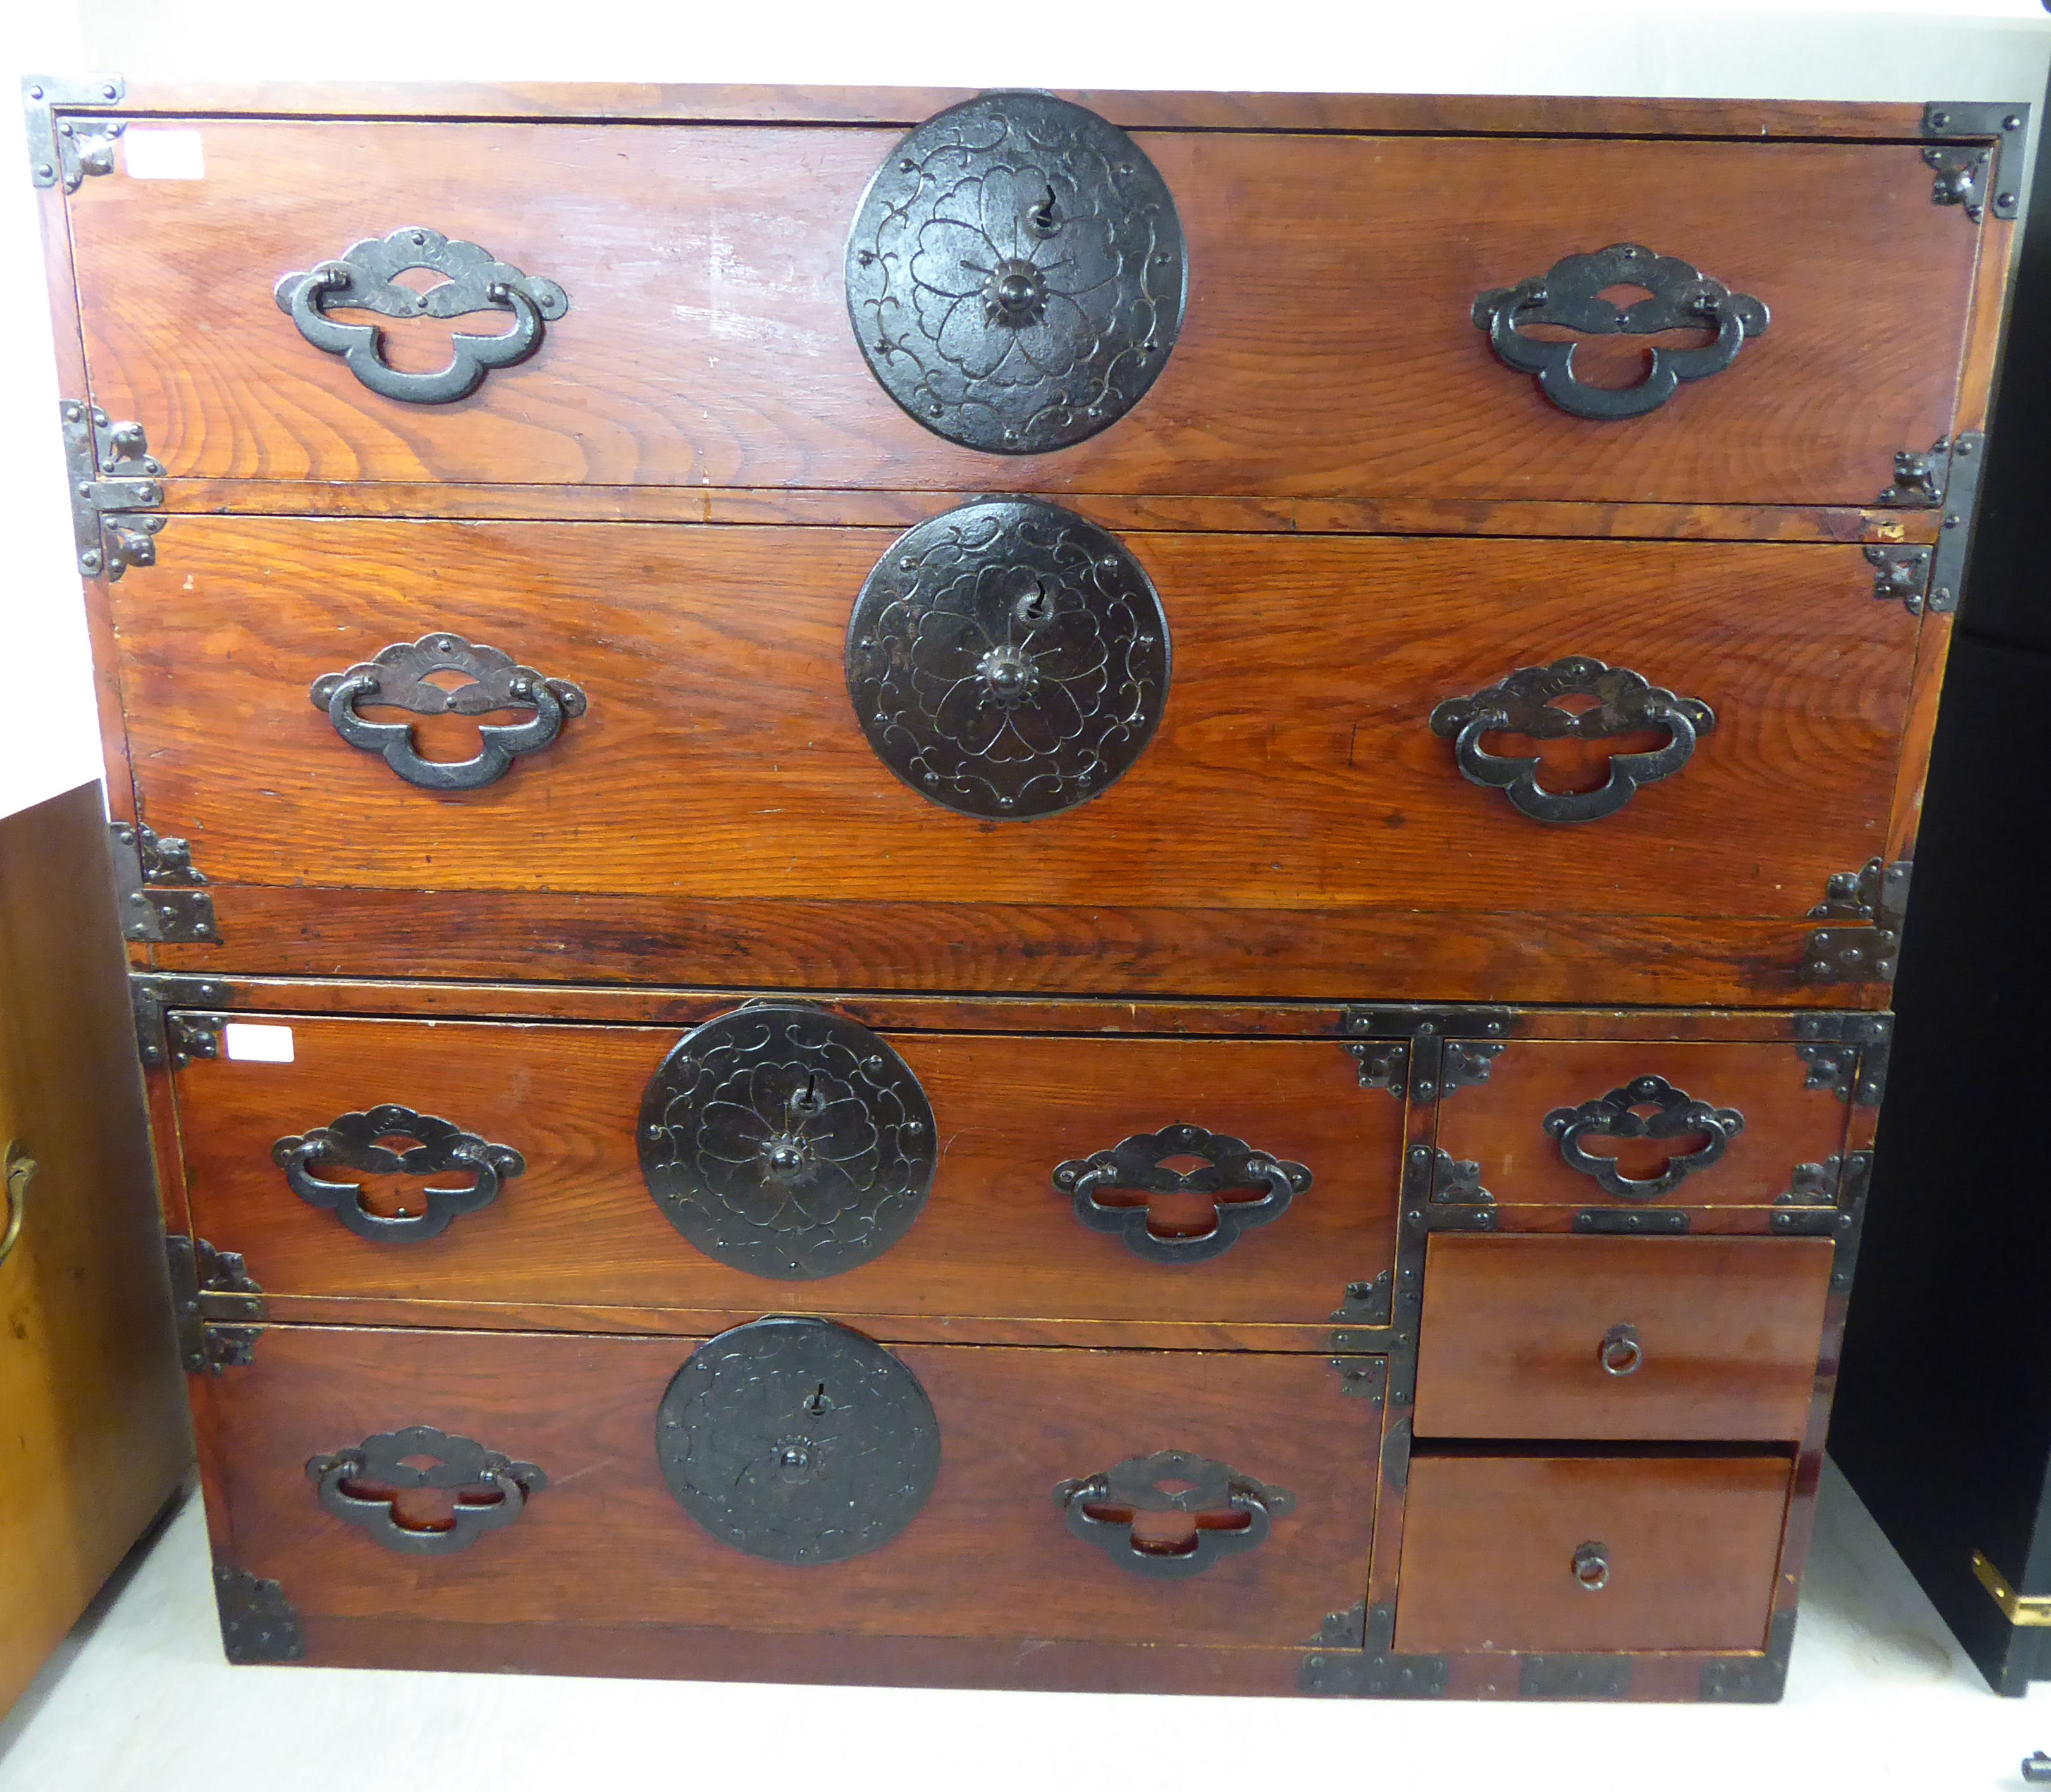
xmin=1 ymin=0 xmax=2045 ymax=821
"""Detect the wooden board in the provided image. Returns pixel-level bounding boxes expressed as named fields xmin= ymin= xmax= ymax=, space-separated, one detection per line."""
xmin=0 ymin=784 xmax=191 ymax=1715
xmin=71 ymin=125 xmax=1974 ymax=505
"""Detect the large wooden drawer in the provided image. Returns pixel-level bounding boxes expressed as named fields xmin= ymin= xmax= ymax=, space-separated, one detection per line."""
xmin=195 ymin=1323 xmax=1380 ymax=1655
xmin=117 ymin=520 xmax=1918 ymax=1000
xmin=1412 ymin=1235 xmax=1833 ymax=1442
xmin=1395 ymin=1452 xmax=1792 ymax=1653
xmin=171 ymin=1009 xmax=1400 ymax=1342
xmin=71 ymin=118 xmax=1973 ymax=505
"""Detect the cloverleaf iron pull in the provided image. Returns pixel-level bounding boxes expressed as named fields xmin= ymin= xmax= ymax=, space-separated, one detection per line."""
xmin=1052 ymin=1125 xmax=1311 ymax=1264
xmin=1054 ymin=1449 xmax=1295 ymax=1579
xmin=272 ymin=1104 xmax=526 ymax=1242
xmin=1544 ymin=1074 xmax=1745 ymax=1203
xmin=307 ymin=1425 xmax=545 ymax=1555
xmin=311 ymin=633 xmax=586 ymax=792
xmin=1429 ymin=656 xmax=1715 ymax=824
xmin=274 ymin=228 xmax=569 ymax=405
xmin=1472 ymin=243 xmax=1768 ymax=421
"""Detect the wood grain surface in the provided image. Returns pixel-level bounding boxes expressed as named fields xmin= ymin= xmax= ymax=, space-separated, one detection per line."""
xmin=1412 ymin=1235 xmax=1835 ymax=1441
xmin=199 ymin=1324 xmax=1379 ymax=1648
xmin=1433 ymin=1039 xmax=1855 ymax=1209
xmin=174 ymin=1015 xmax=1399 ymax=1338
xmin=114 ymin=522 xmax=1916 ymax=933
xmin=71 ymin=125 xmax=1974 ymax=504
xmin=0 ymin=786 xmax=190 ymax=1715
xmin=1395 ymin=1451 xmax=1791 ymax=1653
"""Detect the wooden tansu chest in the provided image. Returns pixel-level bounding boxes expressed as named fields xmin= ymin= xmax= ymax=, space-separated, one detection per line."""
xmin=31 ymin=77 xmax=2023 ymax=1700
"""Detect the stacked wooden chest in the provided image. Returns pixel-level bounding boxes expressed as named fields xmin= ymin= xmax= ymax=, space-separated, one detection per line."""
xmin=30 ymin=77 xmax=2021 ymax=1698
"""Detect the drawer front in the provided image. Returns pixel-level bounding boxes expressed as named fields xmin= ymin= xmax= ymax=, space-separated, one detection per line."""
xmin=71 ymin=121 xmax=1972 ymax=504
xmin=1434 ymin=1039 xmax=1856 ymax=1212
xmin=116 ymin=521 xmax=1915 ymax=994
xmin=173 ymin=1012 xmax=1398 ymax=1337
xmin=1412 ymin=1235 xmax=1833 ymax=1441
xmin=198 ymin=1323 xmax=1379 ymax=1650
xmin=1395 ymin=1453 xmax=1790 ymax=1653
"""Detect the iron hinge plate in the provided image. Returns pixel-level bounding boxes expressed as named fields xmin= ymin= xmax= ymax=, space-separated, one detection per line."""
xmin=61 ymin=400 xmax=166 ymax=580
xmin=1802 ymin=858 xmax=1911 ymax=983
xmin=166 ymin=1234 xmax=266 ymax=1373
xmin=132 ymin=975 xmax=231 ymax=1071
xmin=109 ymin=820 xmax=219 ymax=943
xmin=1921 ymin=102 xmax=2029 ymax=222
xmin=1869 ymin=432 xmax=1983 ymax=619
xmin=1972 ymin=1549 xmax=2051 ymax=1626
xmin=23 ymin=76 xmax=125 ymax=191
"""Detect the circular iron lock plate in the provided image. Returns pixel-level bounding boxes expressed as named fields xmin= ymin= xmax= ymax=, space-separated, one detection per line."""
xmin=656 ymin=1316 xmax=941 ymax=1564
xmin=846 ymin=90 xmax=1188 ymax=454
xmin=846 ymin=498 xmax=1171 ymax=820
xmin=638 ymin=1004 xmax=937 ymax=1280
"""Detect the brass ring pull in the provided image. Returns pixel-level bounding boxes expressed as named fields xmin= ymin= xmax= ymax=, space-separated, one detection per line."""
xmin=1 ymin=1142 xmax=35 ymax=1268
xmin=1573 ymin=1540 xmax=1612 ymax=1591
xmin=1598 ymin=1321 xmax=1643 ymax=1376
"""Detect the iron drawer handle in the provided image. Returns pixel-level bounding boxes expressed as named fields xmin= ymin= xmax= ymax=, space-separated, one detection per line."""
xmin=1599 ymin=1323 xmax=1643 ymax=1376
xmin=272 ymin=1104 xmax=525 ymax=1242
xmin=311 ymin=633 xmax=587 ymax=792
xmin=1430 ymin=657 xmax=1715 ymax=824
xmin=0 ymin=1142 xmax=33 ymax=1268
xmin=1573 ymin=1540 xmax=1612 ymax=1591
xmin=1052 ymin=1125 xmax=1311 ymax=1264
xmin=307 ymin=1424 xmax=545 ymax=1555
xmin=274 ymin=227 xmax=569 ymax=405
xmin=1054 ymin=1449 xmax=1296 ymax=1579
xmin=1544 ymin=1074 xmax=1746 ymax=1202
xmin=1472 ymin=243 xmax=1768 ymax=421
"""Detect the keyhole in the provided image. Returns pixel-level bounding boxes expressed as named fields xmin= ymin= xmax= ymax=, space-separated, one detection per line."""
xmin=1015 ymin=581 xmax=1056 ymax=627
xmin=1026 ymin=185 xmax=1059 ymax=237
xmin=789 ymin=1075 xmax=825 ymax=1120
xmin=806 ymin=1382 xmax=832 ymax=1416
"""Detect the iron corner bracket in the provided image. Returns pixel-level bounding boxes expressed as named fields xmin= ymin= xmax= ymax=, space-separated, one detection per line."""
xmin=62 ymin=400 xmax=166 ymax=580
xmin=24 ymin=76 xmax=125 ymax=192
xmin=212 ymin=1564 xmax=304 ymax=1664
xmin=166 ymin=1234 xmax=265 ymax=1373
xmin=132 ymin=973 xmax=231 ymax=1070
xmin=109 ymin=820 xmax=218 ymax=943
xmin=1802 ymin=858 xmax=1911 ymax=984
xmin=1872 ymin=431 xmax=1986 ymax=615
xmin=1700 ymin=1609 xmax=1798 ymax=1702
xmin=1301 ymin=1602 xmax=1450 ymax=1698
xmin=1921 ymin=102 xmax=2030 ymax=223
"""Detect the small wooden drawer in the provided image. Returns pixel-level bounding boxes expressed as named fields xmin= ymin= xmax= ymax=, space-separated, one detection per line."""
xmin=1434 ymin=1038 xmax=1857 ymax=1213
xmin=171 ymin=1008 xmax=1399 ymax=1343
xmin=117 ymin=519 xmax=1918 ymax=1000
xmin=71 ymin=117 xmax=1971 ymax=505
xmin=1395 ymin=1452 xmax=1791 ymax=1654
xmin=1412 ymin=1235 xmax=1832 ymax=1440
xmin=195 ymin=1323 xmax=1379 ymax=1655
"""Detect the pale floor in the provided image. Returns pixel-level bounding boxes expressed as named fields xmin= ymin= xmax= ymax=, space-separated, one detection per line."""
xmin=0 ymin=1459 xmax=2044 ymax=1792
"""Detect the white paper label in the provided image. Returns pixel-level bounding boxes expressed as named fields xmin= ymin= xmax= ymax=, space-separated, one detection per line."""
xmin=123 ymin=129 xmax=205 ymax=180
xmin=223 ymin=1023 xmax=294 ymax=1063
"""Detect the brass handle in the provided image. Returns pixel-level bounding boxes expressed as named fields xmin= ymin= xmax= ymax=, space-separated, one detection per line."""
xmin=1573 ymin=1540 xmax=1612 ymax=1591
xmin=1 ymin=1142 xmax=35 ymax=1268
